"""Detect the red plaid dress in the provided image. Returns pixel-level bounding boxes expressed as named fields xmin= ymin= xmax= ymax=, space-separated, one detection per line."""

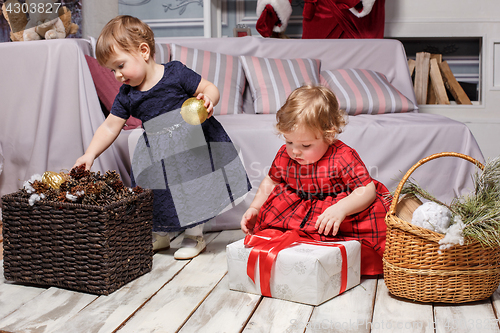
xmin=254 ymin=140 xmax=390 ymax=275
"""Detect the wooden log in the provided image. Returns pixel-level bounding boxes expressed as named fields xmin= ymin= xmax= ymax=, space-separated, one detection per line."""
xmin=439 ymin=61 xmax=473 ymax=105
xmin=414 ymin=52 xmax=431 ymax=105
xmin=408 ymin=59 xmax=416 ymax=77
xmin=430 ymin=54 xmax=442 ymax=64
xmin=426 ymin=54 xmax=442 ymax=104
xmin=427 ymin=81 xmax=437 ymax=104
xmin=429 ymin=58 xmax=450 ymax=104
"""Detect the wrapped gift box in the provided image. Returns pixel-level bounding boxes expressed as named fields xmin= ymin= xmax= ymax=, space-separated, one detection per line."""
xmin=226 ymin=237 xmax=361 ymax=305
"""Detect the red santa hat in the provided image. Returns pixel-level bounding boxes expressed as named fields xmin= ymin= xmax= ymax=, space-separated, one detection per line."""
xmin=256 ymin=0 xmax=292 ymax=37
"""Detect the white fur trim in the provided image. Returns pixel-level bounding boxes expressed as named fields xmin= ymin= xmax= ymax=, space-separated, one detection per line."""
xmin=349 ymin=0 xmax=376 ymax=18
xmin=256 ymin=0 xmax=292 ymax=33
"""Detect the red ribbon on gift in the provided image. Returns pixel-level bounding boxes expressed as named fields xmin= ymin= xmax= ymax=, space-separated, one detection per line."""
xmin=244 ymin=229 xmax=348 ymax=298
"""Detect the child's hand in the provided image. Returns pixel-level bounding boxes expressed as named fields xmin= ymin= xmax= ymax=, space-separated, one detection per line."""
xmin=315 ymin=204 xmax=347 ymax=236
xmin=73 ymin=154 xmax=95 ymax=171
xmin=196 ymin=93 xmax=214 ymax=119
xmin=241 ymin=207 xmax=259 ymax=235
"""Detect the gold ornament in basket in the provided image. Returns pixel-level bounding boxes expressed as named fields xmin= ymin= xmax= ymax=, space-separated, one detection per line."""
xmin=383 ymin=152 xmax=500 ymax=303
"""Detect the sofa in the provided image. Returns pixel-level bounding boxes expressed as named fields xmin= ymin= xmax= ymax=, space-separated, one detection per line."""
xmin=112 ymin=37 xmax=483 ymax=231
xmin=0 ymin=37 xmax=484 ymax=232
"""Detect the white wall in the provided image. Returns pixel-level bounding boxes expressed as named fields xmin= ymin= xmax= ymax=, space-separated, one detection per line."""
xmin=82 ymin=0 xmax=119 ymax=39
xmin=385 ymin=0 xmax=500 ymax=160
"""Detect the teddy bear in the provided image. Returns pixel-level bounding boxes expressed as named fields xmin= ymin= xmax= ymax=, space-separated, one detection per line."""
xmin=1 ymin=0 xmax=79 ymax=41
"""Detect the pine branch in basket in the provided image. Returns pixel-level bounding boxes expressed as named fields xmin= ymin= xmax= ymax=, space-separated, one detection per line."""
xmin=450 ymin=157 xmax=500 ymax=247
xmin=399 ymin=180 xmax=454 ymax=212
xmin=398 ymin=157 xmax=500 ymax=248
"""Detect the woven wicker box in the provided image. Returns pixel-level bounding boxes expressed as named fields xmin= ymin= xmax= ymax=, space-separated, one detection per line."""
xmin=1 ymin=189 xmax=153 ymax=295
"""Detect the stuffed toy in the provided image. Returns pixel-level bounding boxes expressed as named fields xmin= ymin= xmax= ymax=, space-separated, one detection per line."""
xmin=1 ymin=0 xmax=78 ymax=41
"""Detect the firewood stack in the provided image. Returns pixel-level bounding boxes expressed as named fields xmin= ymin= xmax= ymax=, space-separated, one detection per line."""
xmin=408 ymin=52 xmax=472 ymax=105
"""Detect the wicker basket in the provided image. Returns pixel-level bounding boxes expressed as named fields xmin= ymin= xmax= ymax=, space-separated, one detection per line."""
xmin=383 ymin=152 xmax=500 ymax=303
xmin=1 ymin=189 xmax=154 ymax=295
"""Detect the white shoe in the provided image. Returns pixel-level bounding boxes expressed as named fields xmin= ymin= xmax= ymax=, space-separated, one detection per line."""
xmin=152 ymin=232 xmax=171 ymax=251
xmin=174 ymin=235 xmax=206 ymax=260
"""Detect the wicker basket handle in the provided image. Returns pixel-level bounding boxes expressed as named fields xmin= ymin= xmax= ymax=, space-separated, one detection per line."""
xmin=389 ymin=152 xmax=484 ymax=215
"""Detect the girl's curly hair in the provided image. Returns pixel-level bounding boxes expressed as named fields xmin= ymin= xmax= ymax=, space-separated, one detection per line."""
xmin=276 ymin=84 xmax=347 ymax=143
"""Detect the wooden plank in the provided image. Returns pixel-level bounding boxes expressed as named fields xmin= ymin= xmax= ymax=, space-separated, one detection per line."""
xmin=305 ymin=278 xmax=378 ymax=333
xmin=486 ymin=287 xmax=500 ymax=332
xmin=179 ymin=275 xmax=262 ymax=333
xmin=49 ymin=232 xmax=213 ymax=333
xmin=408 ymin=59 xmax=416 ymax=77
xmin=0 ymin=260 xmax=47 ymax=321
xmin=439 ymin=61 xmax=473 ymax=105
xmin=371 ymin=279 xmax=434 ymax=333
xmin=414 ymin=52 xmax=431 ymax=105
xmin=0 ymin=288 xmax=97 ymax=333
xmin=434 ymin=300 xmax=500 ymax=333
xmin=429 ymin=58 xmax=450 ymax=105
xmin=242 ymin=293 xmax=312 ymax=333
xmin=116 ymin=230 xmax=246 ymax=333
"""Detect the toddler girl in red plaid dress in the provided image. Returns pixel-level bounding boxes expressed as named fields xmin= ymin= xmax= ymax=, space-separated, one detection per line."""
xmin=240 ymin=85 xmax=390 ymax=275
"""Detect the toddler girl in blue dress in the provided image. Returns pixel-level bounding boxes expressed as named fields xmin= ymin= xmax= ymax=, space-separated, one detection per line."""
xmin=75 ymin=15 xmax=250 ymax=259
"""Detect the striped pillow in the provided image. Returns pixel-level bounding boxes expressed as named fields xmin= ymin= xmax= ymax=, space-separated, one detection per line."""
xmin=239 ymin=55 xmax=321 ymax=114
xmin=171 ymin=44 xmax=245 ymax=115
xmin=320 ymin=69 xmax=416 ymax=115
xmin=154 ymin=43 xmax=170 ymax=64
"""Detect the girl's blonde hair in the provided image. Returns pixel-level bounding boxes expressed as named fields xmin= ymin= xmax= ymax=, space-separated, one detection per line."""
xmin=276 ymin=84 xmax=347 ymax=143
xmin=96 ymin=15 xmax=155 ymax=67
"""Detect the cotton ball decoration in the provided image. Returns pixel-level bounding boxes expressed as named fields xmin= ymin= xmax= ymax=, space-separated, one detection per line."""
xmin=438 ymin=215 xmax=465 ymax=253
xmin=411 ymin=201 xmax=451 ymax=234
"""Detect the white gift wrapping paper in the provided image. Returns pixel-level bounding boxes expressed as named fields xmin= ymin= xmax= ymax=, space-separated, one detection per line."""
xmin=226 ymin=238 xmax=361 ymax=305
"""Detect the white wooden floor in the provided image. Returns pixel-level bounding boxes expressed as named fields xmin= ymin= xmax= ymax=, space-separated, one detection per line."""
xmin=1 ymin=229 xmax=500 ymax=333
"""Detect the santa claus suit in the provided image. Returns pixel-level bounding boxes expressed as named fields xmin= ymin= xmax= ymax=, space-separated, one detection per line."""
xmin=302 ymin=0 xmax=385 ymax=39
xmin=255 ymin=0 xmax=385 ymax=39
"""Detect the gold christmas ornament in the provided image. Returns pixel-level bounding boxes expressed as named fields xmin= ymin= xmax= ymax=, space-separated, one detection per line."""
xmin=41 ymin=171 xmax=65 ymax=189
xmin=180 ymin=97 xmax=208 ymax=125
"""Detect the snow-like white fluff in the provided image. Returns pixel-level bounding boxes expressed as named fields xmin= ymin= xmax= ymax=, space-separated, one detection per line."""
xmin=28 ymin=193 xmax=45 ymax=206
xmin=23 ymin=174 xmax=43 ymax=194
xmin=65 ymin=190 xmax=85 ymax=202
xmin=411 ymin=201 xmax=452 ymax=234
xmin=438 ymin=215 xmax=465 ymax=253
